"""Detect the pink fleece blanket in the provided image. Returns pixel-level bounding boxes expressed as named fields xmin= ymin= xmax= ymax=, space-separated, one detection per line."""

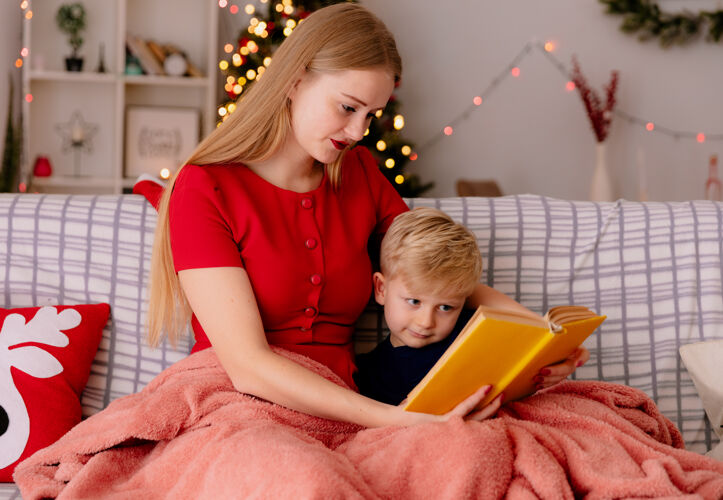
xmin=14 ymin=348 xmax=723 ymax=499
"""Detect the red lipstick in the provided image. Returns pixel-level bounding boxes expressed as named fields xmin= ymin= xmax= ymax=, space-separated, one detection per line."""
xmin=331 ymin=139 xmax=348 ymax=150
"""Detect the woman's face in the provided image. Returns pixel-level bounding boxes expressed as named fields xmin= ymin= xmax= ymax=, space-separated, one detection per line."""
xmin=288 ymin=67 xmax=396 ymax=164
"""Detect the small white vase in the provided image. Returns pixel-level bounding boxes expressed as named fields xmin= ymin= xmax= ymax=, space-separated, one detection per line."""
xmin=589 ymin=142 xmax=615 ymax=202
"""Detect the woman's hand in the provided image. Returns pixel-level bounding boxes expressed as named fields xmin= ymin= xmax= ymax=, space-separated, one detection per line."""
xmin=396 ymin=385 xmax=503 ymax=426
xmin=534 ymin=347 xmax=590 ymax=391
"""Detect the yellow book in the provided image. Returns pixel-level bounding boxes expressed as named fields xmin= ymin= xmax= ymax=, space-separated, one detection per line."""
xmin=403 ymin=305 xmax=606 ymax=414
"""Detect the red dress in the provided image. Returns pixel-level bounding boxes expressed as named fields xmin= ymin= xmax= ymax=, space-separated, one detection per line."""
xmin=169 ymin=146 xmax=409 ymax=389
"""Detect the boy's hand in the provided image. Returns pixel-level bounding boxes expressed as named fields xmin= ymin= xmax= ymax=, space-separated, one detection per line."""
xmin=534 ymin=347 xmax=590 ymax=390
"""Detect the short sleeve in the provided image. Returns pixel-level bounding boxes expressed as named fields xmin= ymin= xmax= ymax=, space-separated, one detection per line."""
xmin=356 ymin=147 xmax=409 ymax=234
xmin=169 ymin=165 xmax=244 ymax=272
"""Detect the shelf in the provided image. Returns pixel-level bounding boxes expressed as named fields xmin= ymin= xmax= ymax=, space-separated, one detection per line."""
xmin=31 ymin=176 xmax=120 ymax=188
xmin=22 ymin=0 xmax=218 ymax=195
xmin=123 ymin=75 xmax=210 ymax=87
xmin=28 ymin=70 xmax=118 ymax=84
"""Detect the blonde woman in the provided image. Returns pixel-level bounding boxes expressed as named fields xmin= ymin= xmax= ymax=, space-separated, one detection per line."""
xmin=148 ymin=3 xmax=587 ymax=428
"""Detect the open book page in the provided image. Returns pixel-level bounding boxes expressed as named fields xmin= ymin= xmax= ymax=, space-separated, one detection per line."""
xmin=545 ymin=306 xmax=597 ymax=330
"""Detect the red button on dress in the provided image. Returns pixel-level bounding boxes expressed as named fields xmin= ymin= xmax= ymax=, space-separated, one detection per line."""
xmin=310 ymin=274 xmax=322 ymax=285
xmin=301 ymin=197 xmax=313 ymax=209
xmin=305 ymin=238 xmax=317 ymax=249
xmin=304 ymin=307 xmax=316 ymax=317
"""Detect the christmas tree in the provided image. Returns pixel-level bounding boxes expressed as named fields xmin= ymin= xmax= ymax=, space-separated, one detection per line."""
xmin=217 ymin=0 xmax=432 ymax=197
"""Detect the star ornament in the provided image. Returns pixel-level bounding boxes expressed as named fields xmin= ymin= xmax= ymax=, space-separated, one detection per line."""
xmin=55 ymin=111 xmax=98 ymax=153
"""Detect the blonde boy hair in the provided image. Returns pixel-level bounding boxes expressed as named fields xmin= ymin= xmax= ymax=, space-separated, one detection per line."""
xmin=147 ymin=3 xmax=402 ymax=347
xmin=380 ymin=208 xmax=483 ymax=297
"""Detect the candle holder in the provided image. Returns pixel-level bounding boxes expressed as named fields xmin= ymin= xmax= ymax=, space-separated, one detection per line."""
xmin=54 ymin=111 xmax=98 ymax=177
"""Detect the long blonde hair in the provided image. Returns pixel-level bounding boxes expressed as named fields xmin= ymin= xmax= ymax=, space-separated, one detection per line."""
xmin=147 ymin=3 xmax=402 ymax=347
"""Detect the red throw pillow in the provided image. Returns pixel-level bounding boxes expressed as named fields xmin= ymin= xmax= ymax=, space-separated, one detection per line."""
xmin=0 ymin=304 xmax=110 ymax=481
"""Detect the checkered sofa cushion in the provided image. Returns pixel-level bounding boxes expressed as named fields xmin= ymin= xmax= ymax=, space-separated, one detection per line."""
xmin=0 ymin=194 xmax=191 ymax=423
xmin=1 ymin=193 xmax=721 ymax=497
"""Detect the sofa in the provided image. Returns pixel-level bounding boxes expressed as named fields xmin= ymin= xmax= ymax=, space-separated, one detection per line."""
xmin=0 ymin=192 xmax=721 ymax=498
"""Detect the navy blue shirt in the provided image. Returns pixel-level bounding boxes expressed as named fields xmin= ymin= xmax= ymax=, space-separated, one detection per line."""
xmin=354 ymin=308 xmax=476 ymax=405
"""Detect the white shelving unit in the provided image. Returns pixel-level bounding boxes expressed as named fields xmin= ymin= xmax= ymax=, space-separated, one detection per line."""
xmin=22 ymin=0 xmax=219 ymax=193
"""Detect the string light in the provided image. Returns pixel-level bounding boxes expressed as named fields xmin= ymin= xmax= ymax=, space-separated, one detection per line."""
xmin=219 ymin=60 xmax=229 ymax=70
xmin=544 ymin=41 xmax=556 ymax=52
xmin=401 ymin=145 xmax=412 ymax=156
xmin=233 ymin=84 xmax=243 ymax=94
xmin=393 ymin=115 xmax=404 ymax=130
xmin=363 ymin=128 xmax=369 ymax=137
xmin=218 ymin=0 xmax=228 ymax=7
xmin=376 ymin=140 xmax=387 ymax=151
xmin=263 ymin=57 xmax=272 ymax=66
xmin=20 ymin=47 xmax=28 ymax=57
xmin=160 ymin=168 xmax=171 ymax=180
xmin=385 ymin=158 xmax=395 ymax=168
xmin=24 ymin=10 xmax=32 ymax=19
xmin=20 ymin=1 xmax=28 ymax=9
xmin=218 ymin=107 xmax=227 ymax=117
xmin=232 ymin=53 xmax=242 ymax=66
xmin=15 ymin=59 xmax=23 ymax=68
xmin=229 ymin=4 xmax=239 ymax=14
xmin=394 ymin=175 xmax=404 ymax=184
xmin=275 ymin=3 xmax=283 ymax=12
xmin=375 ymin=110 xmax=383 ymax=118
xmin=245 ymin=4 xmax=255 ymax=14
xmin=413 ymin=40 xmax=723 ymax=156
xmin=24 ymin=94 xmax=32 ymax=103
xmin=224 ymin=43 xmax=234 ymax=53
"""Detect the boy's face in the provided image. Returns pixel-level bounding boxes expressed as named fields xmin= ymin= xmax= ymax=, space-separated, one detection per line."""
xmin=373 ymin=272 xmax=468 ymax=348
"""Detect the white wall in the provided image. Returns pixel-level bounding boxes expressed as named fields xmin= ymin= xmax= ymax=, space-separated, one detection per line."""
xmin=363 ymin=0 xmax=723 ymax=201
xmin=4 ymin=2 xmax=722 ymax=200
xmin=0 ymin=3 xmax=22 ymax=133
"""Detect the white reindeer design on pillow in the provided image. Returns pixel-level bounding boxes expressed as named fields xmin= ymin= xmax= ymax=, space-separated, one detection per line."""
xmin=0 ymin=307 xmax=81 ymax=468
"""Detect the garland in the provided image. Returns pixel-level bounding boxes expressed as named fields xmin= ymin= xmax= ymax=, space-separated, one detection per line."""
xmin=600 ymin=0 xmax=723 ymax=47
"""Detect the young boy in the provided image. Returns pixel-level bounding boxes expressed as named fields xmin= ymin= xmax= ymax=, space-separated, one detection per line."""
xmin=354 ymin=207 xmax=483 ymax=405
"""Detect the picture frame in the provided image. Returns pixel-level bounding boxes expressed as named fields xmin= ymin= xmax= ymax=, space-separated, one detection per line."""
xmin=124 ymin=106 xmax=200 ymax=179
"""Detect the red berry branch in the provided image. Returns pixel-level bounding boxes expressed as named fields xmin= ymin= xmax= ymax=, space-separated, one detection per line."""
xmin=570 ymin=56 xmax=619 ymax=143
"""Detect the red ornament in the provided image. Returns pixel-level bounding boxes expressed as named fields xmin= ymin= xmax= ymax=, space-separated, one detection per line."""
xmin=33 ymin=156 xmax=52 ymax=177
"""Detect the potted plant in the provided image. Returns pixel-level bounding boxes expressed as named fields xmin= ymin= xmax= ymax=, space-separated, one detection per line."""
xmin=56 ymin=3 xmax=86 ymax=71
